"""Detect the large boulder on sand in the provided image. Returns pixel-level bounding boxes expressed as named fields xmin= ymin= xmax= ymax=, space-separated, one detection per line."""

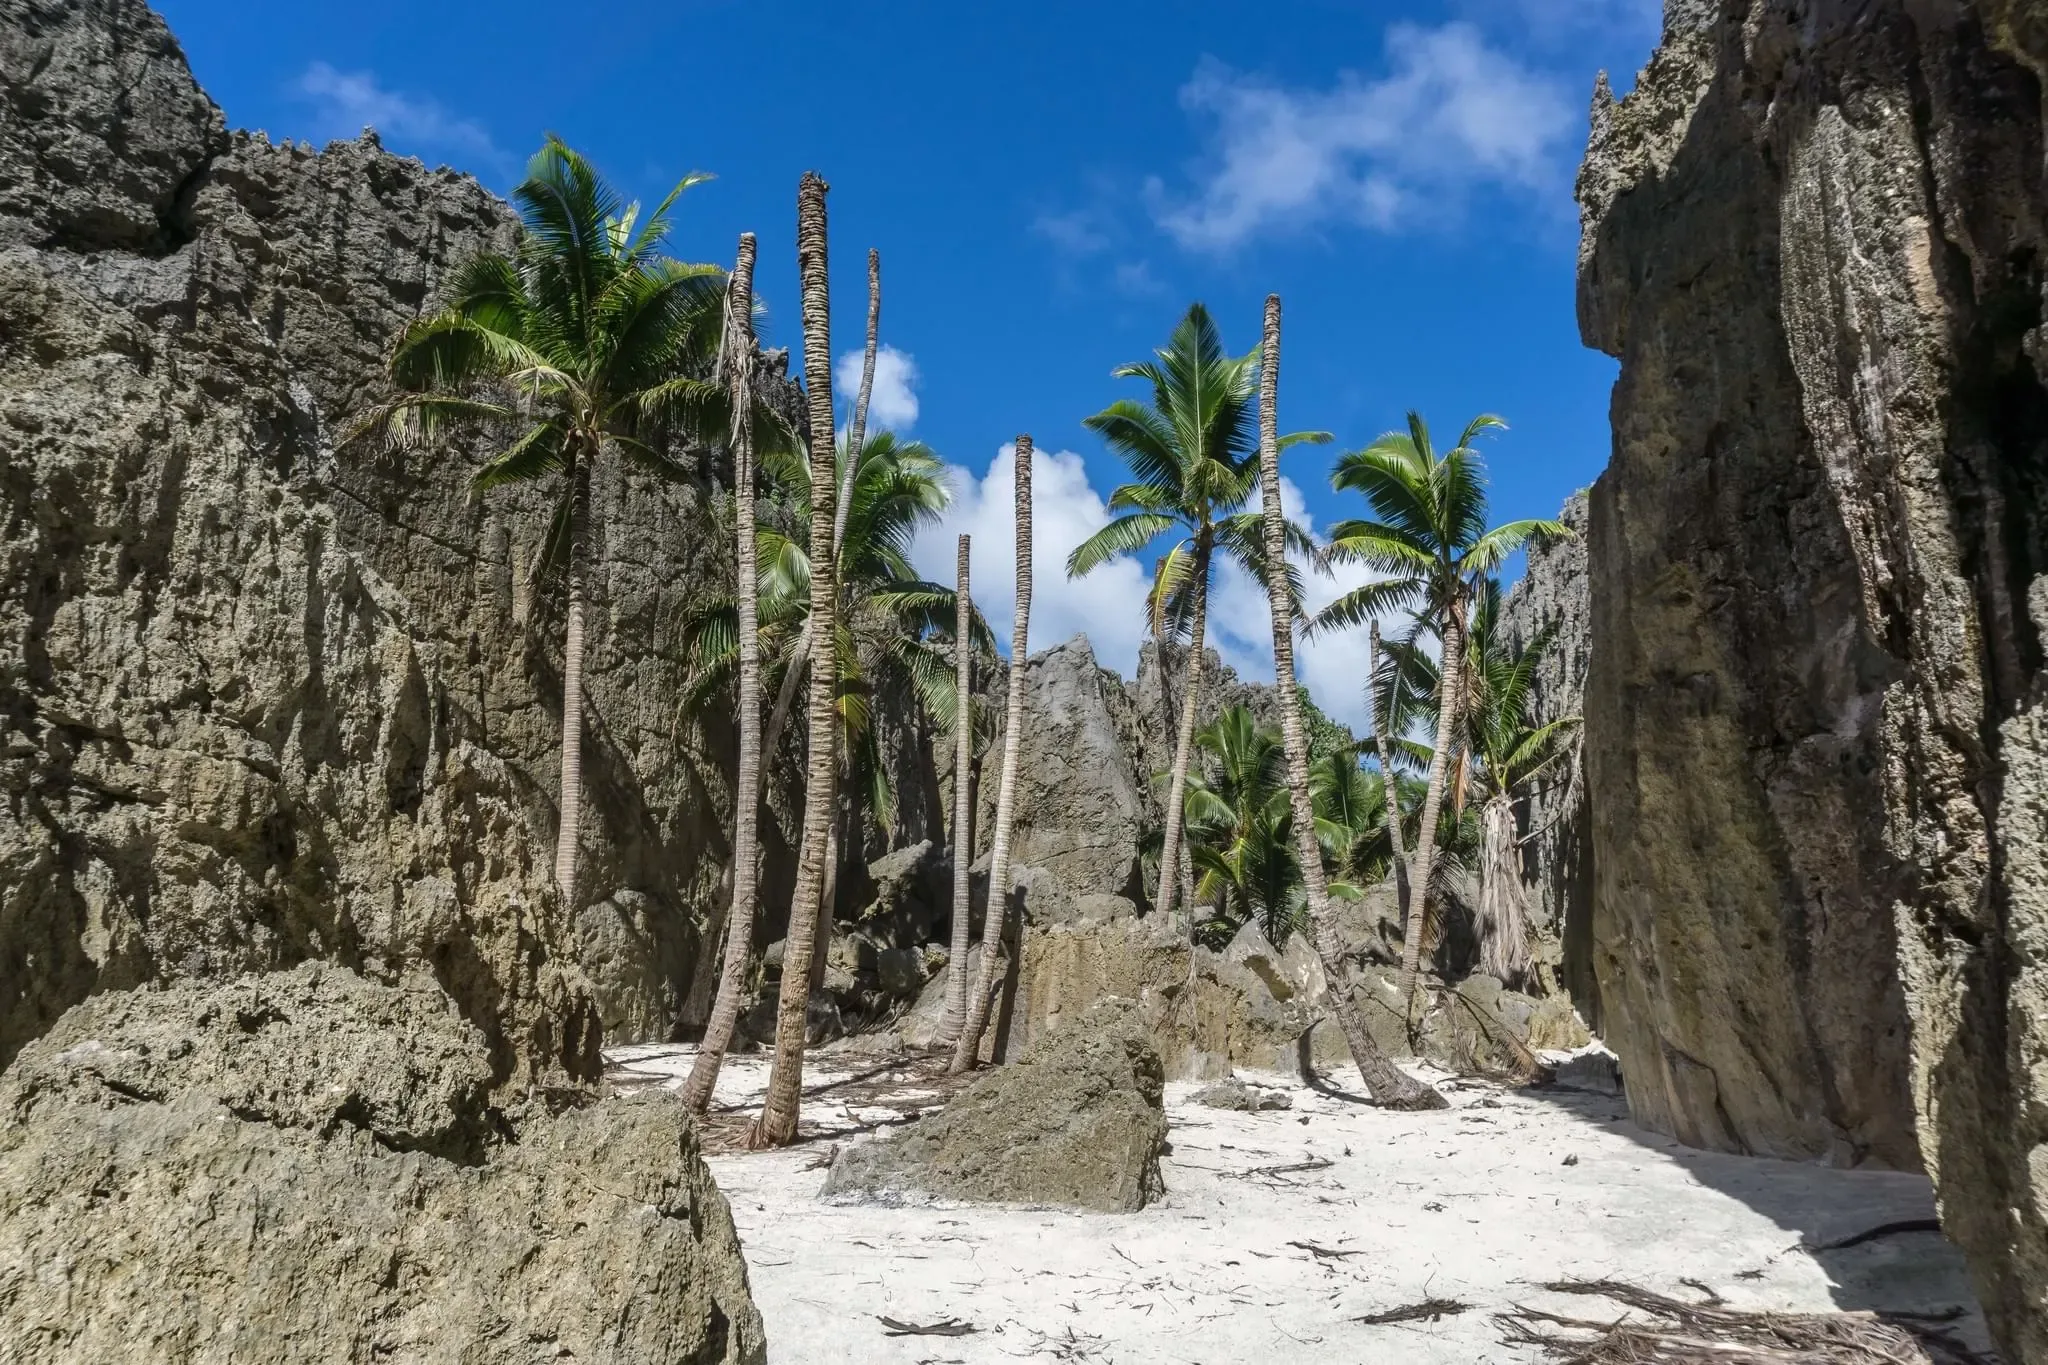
xmin=0 ymin=964 xmax=765 ymax=1364
xmin=823 ymin=998 xmax=1167 ymax=1212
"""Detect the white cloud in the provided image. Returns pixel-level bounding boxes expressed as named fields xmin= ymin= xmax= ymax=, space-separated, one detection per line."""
xmin=913 ymin=454 xmax=1397 ymax=737
xmin=836 ymin=344 xmax=920 ymax=432
xmin=1032 ymin=207 xmax=1113 ymax=256
xmin=912 ymin=444 xmax=1154 ymax=674
xmin=291 ymin=62 xmax=502 ymax=166
xmin=1150 ymin=24 xmax=1576 ymax=252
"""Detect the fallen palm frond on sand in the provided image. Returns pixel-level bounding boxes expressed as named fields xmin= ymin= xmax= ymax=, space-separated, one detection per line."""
xmin=1495 ymin=1280 xmax=1994 ymax=1364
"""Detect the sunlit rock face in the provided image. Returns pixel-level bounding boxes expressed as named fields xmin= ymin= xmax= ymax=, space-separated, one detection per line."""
xmin=1576 ymin=1 xmax=2048 ymax=1355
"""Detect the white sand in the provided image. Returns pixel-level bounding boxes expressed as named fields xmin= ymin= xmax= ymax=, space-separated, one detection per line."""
xmin=609 ymin=1044 xmax=1987 ymax=1363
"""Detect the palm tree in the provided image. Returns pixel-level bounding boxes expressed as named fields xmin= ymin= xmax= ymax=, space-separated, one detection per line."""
xmin=1068 ymin=303 xmax=1328 ymax=932
xmin=950 ymin=436 xmax=1033 ymax=1074
xmin=939 ymin=532 xmax=975 ymax=1045
xmin=1313 ymin=411 xmax=1566 ymax=1019
xmin=1182 ymin=707 xmax=1297 ymax=949
xmin=749 ymin=170 xmax=840 ymax=1149
xmin=683 ymin=232 xmax=765 ymax=1113
xmin=356 ymin=138 xmax=728 ymax=913
xmin=1252 ymin=295 xmax=1444 ymax=1110
xmin=1379 ymin=583 xmax=1578 ymax=988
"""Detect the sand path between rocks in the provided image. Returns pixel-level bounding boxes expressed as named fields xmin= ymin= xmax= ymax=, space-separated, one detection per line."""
xmin=609 ymin=1044 xmax=1989 ymax=1363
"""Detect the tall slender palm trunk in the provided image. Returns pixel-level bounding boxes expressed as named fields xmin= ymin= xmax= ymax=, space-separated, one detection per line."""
xmin=938 ymin=533 xmax=975 ymax=1045
xmin=1367 ymin=621 xmax=1414 ymax=930
xmin=749 ymin=172 xmax=839 ymax=1148
xmin=950 ymin=437 xmax=1032 ymax=1074
xmin=1396 ymin=598 xmax=1468 ymax=1021
xmin=1154 ymin=531 xmax=1212 ymax=932
xmin=685 ymin=233 xmax=762 ymax=1113
xmin=555 ymin=450 xmax=594 ymax=909
xmin=1253 ymin=295 xmax=1443 ymax=1111
xmin=1477 ymin=794 xmax=1531 ymax=987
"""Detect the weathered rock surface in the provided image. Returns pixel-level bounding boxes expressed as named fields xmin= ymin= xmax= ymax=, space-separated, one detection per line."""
xmin=1501 ymin=489 xmax=1596 ymax=1016
xmin=1191 ymin=1075 xmax=1292 ymax=1111
xmin=972 ymin=637 xmax=1152 ymax=905
xmin=0 ymin=0 xmax=840 ymax=1062
xmin=823 ymin=998 xmax=1168 ymax=1212
xmin=1579 ymin=2 xmax=2048 ymax=1356
xmin=0 ymin=966 xmax=766 ymax=1364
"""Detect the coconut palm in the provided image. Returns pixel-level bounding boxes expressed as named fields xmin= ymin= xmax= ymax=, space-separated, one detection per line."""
xmin=356 ymin=137 xmax=732 ymax=913
xmin=1376 ymin=582 xmax=1577 ymax=988
xmin=939 ymin=533 xmax=975 ymax=1045
xmin=1313 ymin=412 xmax=1566 ymax=1019
xmin=683 ymin=232 xmax=765 ymax=1113
xmin=950 ymin=437 xmax=1034 ymax=1073
xmin=1251 ymin=296 xmax=1444 ymax=1109
xmin=1069 ymin=303 xmax=1328 ymax=931
xmin=749 ymin=171 xmax=839 ymax=1149
xmin=1182 ymin=706 xmax=1298 ymax=949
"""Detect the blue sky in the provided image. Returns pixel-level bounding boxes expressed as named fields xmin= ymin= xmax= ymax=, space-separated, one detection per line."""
xmin=160 ymin=0 xmax=1664 ymax=729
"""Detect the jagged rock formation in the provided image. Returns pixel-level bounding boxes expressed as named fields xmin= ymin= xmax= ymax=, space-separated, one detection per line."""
xmin=1502 ymin=491 xmax=1597 ymax=1018
xmin=822 ymin=997 xmax=1168 ymax=1212
xmin=0 ymin=966 xmax=765 ymax=1363
xmin=0 ymin=0 xmax=822 ymax=1064
xmin=1578 ymin=2 xmax=2047 ymax=1356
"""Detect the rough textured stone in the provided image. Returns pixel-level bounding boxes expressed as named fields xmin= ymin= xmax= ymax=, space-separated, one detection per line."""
xmin=0 ymin=968 xmax=765 ymax=1364
xmin=973 ymin=637 xmax=1152 ymax=905
xmin=822 ymin=998 xmax=1167 ymax=1212
xmin=1191 ymin=1076 xmax=1292 ymax=1111
xmin=1500 ymin=490 xmax=1596 ymax=1016
xmin=1578 ymin=3 xmax=2048 ymax=1355
xmin=0 ymin=0 xmax=847 ymax=1061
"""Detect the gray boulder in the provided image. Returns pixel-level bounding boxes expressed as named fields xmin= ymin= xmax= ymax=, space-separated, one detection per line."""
xmin=1191 ymin=1076 xmax=1293 ymax=1112
xmin=0 ymin=966 xmax=766 ymax=1364
xmin=823 ymin=998 xmax=1167 ymax=1212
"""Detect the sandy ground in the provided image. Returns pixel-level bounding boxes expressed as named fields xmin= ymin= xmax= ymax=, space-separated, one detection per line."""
xmin=609 ymin=1043 xmax=1990 ymax=1364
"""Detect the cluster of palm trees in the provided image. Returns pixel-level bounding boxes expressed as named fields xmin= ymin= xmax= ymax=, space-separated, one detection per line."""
xmin=360 ymin=138 xmax=1572 ymax=1139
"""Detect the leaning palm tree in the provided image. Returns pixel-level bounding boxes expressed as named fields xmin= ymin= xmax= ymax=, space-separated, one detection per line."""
xmin=1068 ymin=303 xmax=1328 ymax=932
xmin=950 ymin=436 xmax=1033 ymax=1073
xmin=683 ymin=232 xmax=766 ymax=1113
xmin=749 ymin=171 xmax=840 ymax=1149
xmin=356 ymin=137 xmax=728 ymax=913
xmin=1313 ymin=411 xmax=1566 ymax=1020
xmin=1252 ymin=295 xmax=1443 ymax=1109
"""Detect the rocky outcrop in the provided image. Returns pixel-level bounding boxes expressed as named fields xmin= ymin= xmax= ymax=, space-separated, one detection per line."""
xmin=1501 ymin=490 xmax=1596 ymax=1017
xmin=971 ymin=636 xmax=1153 ymax=905
xmin=0 ymin=966 xmax=765 ymax=1363
xmin=0 ymin=0 xmax=823 ymax=1064
xmin=822 ymin=997 xmax=1168 ymax=1212
xmin=1578 ymin=2 xmax=2047 ymax=1356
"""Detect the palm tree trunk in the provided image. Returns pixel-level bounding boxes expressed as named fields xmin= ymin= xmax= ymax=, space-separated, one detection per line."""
xmin=1367 ymin=620 xmax=1415 ymax=934
xmin=759 ymin=252 xmax=881 ymax=793
xmin=949 ymin=436 xmax=1032 ymax=1074
xmin=1396 ymin=595 xmax=1468 ymax=1023
xmin=749 ymin=171 xmax=839 ymax=1148
xmin=1478 ymin=793 xmax=1531 ymax=987
xmin=554 ymin=446 xmax=593 ymax=910
xmin=1253 ymin=295 xmax=1443 ymax=1111
xmin=684 ymin=233 xmax=762 ymax=1112
xmin=1155 ymin=530 xmax=1212 ymax=935
xmin=937 ymin=532 xmax=974 ymax=1045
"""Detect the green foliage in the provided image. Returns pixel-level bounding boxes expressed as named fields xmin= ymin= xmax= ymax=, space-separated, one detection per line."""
xmin=355 ymin=138 xmax=782 ymax=518
xmin=1067 ymin=303 xmax=1326 ymax=631
xmin=1312 ymin=412 xmax=1566 ymax=639
xmin=681 ymin=429 xmax=998 ymax=832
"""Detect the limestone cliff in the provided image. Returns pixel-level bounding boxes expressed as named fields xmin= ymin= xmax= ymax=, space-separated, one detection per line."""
xmin=1579 ymin=1 xmax=2047 ymax=1355
xmin=0 ymin=0 xmax=779 ymax=1075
